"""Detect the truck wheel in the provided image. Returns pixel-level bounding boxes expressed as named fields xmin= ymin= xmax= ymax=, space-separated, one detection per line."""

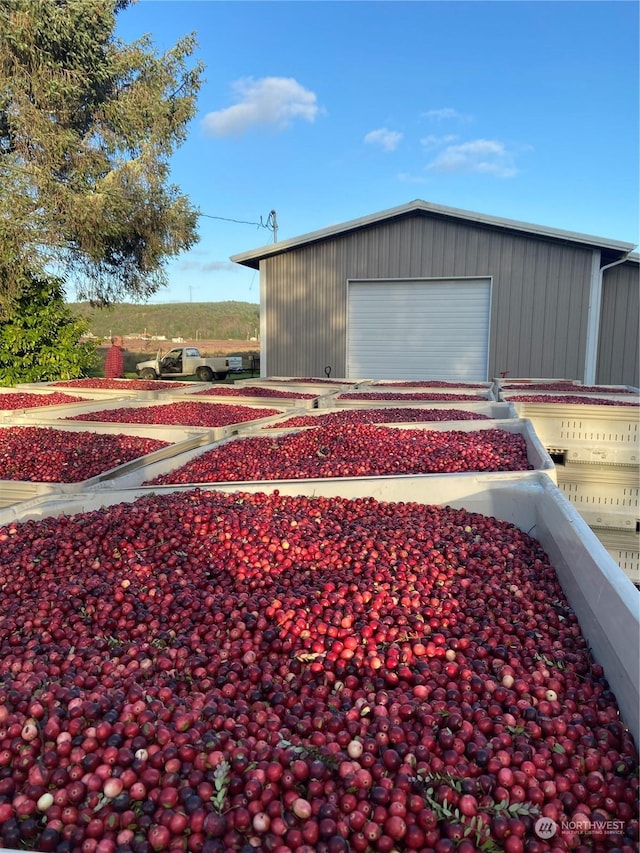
xmin=196 ymin=366 xmax=214 ymax=381
xmin=213 ymin=372 xmax=228 ymax=381
xmin=140 ymin=368 xmax=158 ymax=380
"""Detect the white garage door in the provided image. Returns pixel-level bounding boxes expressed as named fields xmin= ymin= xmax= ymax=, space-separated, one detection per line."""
xmin=347 ymin=278 xmax=491 ymax=380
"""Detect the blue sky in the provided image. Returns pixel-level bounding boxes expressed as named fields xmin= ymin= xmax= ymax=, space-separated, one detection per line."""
xmin=116 ymin=0 xmax=639 ymax=305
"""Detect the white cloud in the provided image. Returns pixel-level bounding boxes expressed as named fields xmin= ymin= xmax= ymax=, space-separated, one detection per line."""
xmin=364 ymin=128 xmax=403 ymax=151
xmin=420 ymin=134 xmax=458 ymax=150
xmin=202 ymin=77 xmax=322 ymax=137
xmin=424 ymin=108 xmax=472 ymax=123
xmin=426 ymin=139 xmax=518 ymax=178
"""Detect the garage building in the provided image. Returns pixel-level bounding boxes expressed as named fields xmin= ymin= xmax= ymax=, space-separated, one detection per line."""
xmin=231 ymin=200 xmax=638 ymax=385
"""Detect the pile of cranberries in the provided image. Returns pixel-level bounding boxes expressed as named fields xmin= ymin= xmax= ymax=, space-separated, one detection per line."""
xmin=193 ymin=388 xmax=317 ymax=400
xmin=268 ymin=409 xmax=490 ymax=430
xmin=0 ymin=488 xmax=636 ymax=852
xmin=504 ymin=396 xmax=639 ymax=408
xmin=51 ymin=380 xmax=189 ymax=391
xmin=0 ymin=393 xmax=90 ymax=409
xmin=370 ymin=382 xmax=487 ymax=390
xmin=338 ymin=393 xmax=487 ymax=403
xmin=65 ymin=403 xmax=282 ymax=428
xmin=146 ymin=424 xmax=533 ymax=486
xmin=500 ymin=384 xmax=637 ymax=395
xmin=0 ymin=427 xmax=168 ymax=482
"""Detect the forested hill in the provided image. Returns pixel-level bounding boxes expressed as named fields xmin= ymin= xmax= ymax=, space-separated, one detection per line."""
xmin=69 ymin=301 xmax=260 ymax=341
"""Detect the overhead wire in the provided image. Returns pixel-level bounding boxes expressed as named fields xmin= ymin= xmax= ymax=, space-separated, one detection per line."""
xmin=0 ymin=157 xmax=276 ymax=235
xmin=198 ymin=213 xmax=263 ymax=227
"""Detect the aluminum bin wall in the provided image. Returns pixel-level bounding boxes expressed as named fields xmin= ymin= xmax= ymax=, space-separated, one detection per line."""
xmin=1 ymin=395 xmax=133 ymax=423
xmin=495 ymin=380 xmax=639 ymax=394
xmin=501 ymin=389 xmax=640 ymax=404
xmin=502 ymin=397 xmax=640 ymax=466
xmin=0 ymin=481 xmax=60 ymax=510
xmin=13 ymin=398 xmax=289 ymax=434
xmin=251 ymin=401 xmax=518 ymax=430
xmin=363 ymin=379 xmax=495 ymax=393
xmin=233 ymin=377 xmax=361 ymax=394
xmin=494 ymin=377 xmax=578 ymax=385
xmin=1 ymin=472 xmax=636 ymax=745
xmin=164 ymin=389 xmax=323 ymax=409
xmin=322 ymin=387 xmax=495 ymax=409
xmin=493 ymin=379 xmax=579 ymax=396
xmin=594 ymin=529 xmax=640 ymax=586
xmin=0 ymin=422 xmax=216 ymax=498
xmin=87 ymin=418 xmax=556 ymax=491
xmin=556 ymin=464 xmax=640 ymax=532
xmin=15 ymin=378 xmax=206 ymax=400
xmin=0 ymin=385 xmax=131 ymax=404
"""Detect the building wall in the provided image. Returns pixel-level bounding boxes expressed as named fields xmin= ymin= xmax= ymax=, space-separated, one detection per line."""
xmin=261 ymin=213 xmax=597 ymax=380
xmin=597 ymin=260 xmax=639 ymax=387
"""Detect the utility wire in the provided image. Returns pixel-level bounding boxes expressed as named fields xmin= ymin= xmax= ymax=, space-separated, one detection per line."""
xmin=199 ymin=210 xmax=278 ymax=241
xmin=1 ymin=158 xmax=278 ymax=237
xmin=198 ymin=212 xmax=263 ymax=227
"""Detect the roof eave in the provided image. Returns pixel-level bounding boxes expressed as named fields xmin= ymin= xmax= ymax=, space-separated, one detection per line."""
xmin=230 ymin=199 xmax=637 ymax=269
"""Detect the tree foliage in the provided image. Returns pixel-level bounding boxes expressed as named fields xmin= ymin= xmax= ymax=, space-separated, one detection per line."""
xmin=0 ymin=0 xmax=203 ymax=313
xmin=0 ymin=273 xmax=97 ymax=385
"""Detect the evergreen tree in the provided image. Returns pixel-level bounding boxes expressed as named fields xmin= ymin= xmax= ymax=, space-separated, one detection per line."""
xmin=0 ymin=0 xmax=203 ymax=314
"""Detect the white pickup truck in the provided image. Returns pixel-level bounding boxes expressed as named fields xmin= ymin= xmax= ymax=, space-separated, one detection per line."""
xmin=136 ymin=347 xmax=230 ymax=381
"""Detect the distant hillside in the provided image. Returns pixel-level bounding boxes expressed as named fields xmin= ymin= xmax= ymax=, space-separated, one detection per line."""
xmin=69 ymin=301 xmax=260 ymax=341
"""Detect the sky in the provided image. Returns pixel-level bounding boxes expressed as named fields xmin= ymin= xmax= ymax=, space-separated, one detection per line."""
xmin=115 ymin=0 xmax=639 ymax=305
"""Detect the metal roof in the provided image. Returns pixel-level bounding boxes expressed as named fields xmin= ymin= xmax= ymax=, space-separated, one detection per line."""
xmin=230 ymin=199 xmax=637 ymax=269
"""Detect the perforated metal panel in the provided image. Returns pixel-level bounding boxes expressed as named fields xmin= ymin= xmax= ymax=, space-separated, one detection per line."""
xmin=557 ymin=465 xmax=639 ymax=531
xmin=556 ymin=416 xmax=639 ymax=446
xmin=593 ymin=529 xmax=640 ymax=585
xmin=505 ymin=398 xmax=640 ymax=465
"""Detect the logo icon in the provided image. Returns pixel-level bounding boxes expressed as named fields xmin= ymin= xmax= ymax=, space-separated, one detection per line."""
xmin=535 ymin=817 xmax=558 ymax=840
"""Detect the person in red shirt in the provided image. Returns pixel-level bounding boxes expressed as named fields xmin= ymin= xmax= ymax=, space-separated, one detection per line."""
xmin=104 ymin=335 xmax=125 ymax=379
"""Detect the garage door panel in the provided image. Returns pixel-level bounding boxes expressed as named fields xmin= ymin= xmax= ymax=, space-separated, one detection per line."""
xmin=347 ymin=279 xmax=490 ymax=380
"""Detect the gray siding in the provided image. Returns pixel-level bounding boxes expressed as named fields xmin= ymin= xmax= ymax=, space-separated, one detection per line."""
xmin=598 ymin=260 xmax=640 ymax=387
xmin=262 ymin=213 xmax=594 ymax=380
